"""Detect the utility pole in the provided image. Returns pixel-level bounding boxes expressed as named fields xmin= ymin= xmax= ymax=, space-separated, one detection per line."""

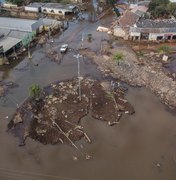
xmin=81 ymin=32 xmax=84 ymax=49
xmin=73 ymin=53 xmax=83 ymax=101
xmin=28 ymin=44 xmax=32 ymax=60
xmin=13 ymin=47 xmax=17 ymax=59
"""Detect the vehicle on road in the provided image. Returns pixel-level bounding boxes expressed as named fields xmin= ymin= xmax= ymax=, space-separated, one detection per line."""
xmin=60 ymin=44 xmax=68 ymax=53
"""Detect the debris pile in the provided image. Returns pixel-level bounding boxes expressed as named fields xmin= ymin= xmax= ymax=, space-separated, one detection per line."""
xmin=8 ymin=78 xmax=134 ymax=146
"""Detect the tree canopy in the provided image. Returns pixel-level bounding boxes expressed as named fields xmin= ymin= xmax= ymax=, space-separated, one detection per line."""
xmin=148 ymin=0 xmax=176 ymax=18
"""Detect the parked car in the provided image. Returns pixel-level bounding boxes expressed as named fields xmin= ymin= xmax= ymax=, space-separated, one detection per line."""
xmin=60 ymin=44 xmax=68 ymax=53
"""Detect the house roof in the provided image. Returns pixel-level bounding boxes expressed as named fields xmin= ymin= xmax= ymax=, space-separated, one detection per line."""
xmin=136 ymin=19 xmax=176 ymax=28
xmin=0 ymin=28 xmax=31 ymax=40
xmin=0 ymin=17 xmax=42 ymax=32
xmin=131 ymin=5 xmax=148 ymax=13
xmin=0 ymin=37 xmax=21 ymax=53
xmin=25 ymin=2 xmax=46 ymax=8
xmin=119 ymin=10 xmax=140 ymax=28
xmin=41 ymin=18 xmax=62 ymax=26
xmin=130 ymin=27 xmax=176 ymax=34
xmin=42 ymin=3 xmax=76 ymax=11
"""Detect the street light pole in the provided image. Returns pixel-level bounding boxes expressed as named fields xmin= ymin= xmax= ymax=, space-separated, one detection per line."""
xmin=73 ymin=53 xmax=82 ymax=101
xmin=81 ymin=32 xmax=84 ymax=49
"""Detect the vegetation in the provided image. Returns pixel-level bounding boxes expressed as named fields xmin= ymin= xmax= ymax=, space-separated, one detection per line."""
xmin=108 ymin=0 xmax=120 ymax=17
xmin=138 ymin=51 xmax=144 ymax=57
xmin=29 ymin=84 xmax=42 ymax=99
xmin=148 ymin=0 xmax=176 ymax=18
xmin=158 ymin=45 xmax=171 ymax=54
xmin=113 ymin=52 xmax=124 ymax=65
xmin=6 ymin=0 xmax=23 ymax=5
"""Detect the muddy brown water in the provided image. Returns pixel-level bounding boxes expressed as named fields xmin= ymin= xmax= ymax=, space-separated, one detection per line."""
xmin=0 ymin=10 xmax=176 ymax=180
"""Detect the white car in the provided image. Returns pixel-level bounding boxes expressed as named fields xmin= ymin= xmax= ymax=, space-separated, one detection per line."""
xmin=97 ymin=26 xmax=109 ymax=32
xmin=60 ymin=44 xmax=68 ymax=53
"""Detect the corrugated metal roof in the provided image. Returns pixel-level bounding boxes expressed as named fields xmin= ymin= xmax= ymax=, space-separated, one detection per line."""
xmin=0 ymin=28 xmax=30 ymax=39
xmin=0 ymin=17 xmax=40 ymax=32
xmin=0 ymin=37 xmax=21 ymax=52
xmin=137 ymin=19 xmax=176 ymax=28
xmin=119 ymin=10 xmax=140 ymax=28
xmin=130 ymin=27 xmax=176 ymax=34
xmin=42 ymin=3 xmax=76 ymax=10
xmin=8 ymin=30 xmax=30 ymax=39
xmin=0 ymin=28 xmax=10 ymax=36
xmin=25 ymin=2 xmax=46 ymax=8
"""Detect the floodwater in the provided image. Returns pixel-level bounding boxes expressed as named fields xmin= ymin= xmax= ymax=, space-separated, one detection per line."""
xmin=0 ymin=4 xmax=176 ymax=180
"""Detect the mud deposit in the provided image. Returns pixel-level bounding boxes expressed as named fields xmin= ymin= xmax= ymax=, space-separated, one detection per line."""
xmin=8 ymin=78 xmax=134 ymax=146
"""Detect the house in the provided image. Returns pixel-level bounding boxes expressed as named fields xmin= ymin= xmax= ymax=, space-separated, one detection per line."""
xmin=113 ymin=10 xmax=140 ymax=39
xmin=0 ymin=17 xmax=45 ymax=65
xmin=24 ymin=3 xmax=45 ymax=13
xmin=130 ymin=19 xmax=176 ymax=40
xmin=0 ymin=17 xmax=43 ymax=34
xmin=131 ymin=5 xmax=148 ymax=14
xmin=0 ymin=36 xmax=21 ymax=54
xmin=42 ymin=18 xmax=63 ymax=31
xmin=41 ymin=3 xmax=79 ymax=16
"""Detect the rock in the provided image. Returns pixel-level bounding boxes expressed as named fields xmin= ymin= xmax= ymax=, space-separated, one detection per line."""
xmin=156 ymin=163 xmax=161 ymax=168
xmin=49 ymin=95 xmax=53 ymax=99
xmin=48 ymin=101 xmax=52 ymax=104
xmin=172 ymin=73 xmax=176 ymax=78
xmin=52 ymin=97 xmax=58 ymax=102
xmin=85 ymin=154 xmax=92 ymax=160
xmin=13 ymin=113 xmax=23 ymax=124
xmin=73 ymin=156 xmax=78 ymax=161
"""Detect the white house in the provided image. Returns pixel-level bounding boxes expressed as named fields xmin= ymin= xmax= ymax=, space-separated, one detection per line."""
xmin=130 ymin=19 xmax=176 ymax=41
xmin=24 ymin=3 xmax=45 ymax=13
xmin=41 ymin=3 xmax=79 ymax=16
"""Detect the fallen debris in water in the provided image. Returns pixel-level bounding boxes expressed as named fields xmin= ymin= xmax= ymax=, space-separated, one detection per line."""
xmin=8 ymin=78 xmax=134 ymax=147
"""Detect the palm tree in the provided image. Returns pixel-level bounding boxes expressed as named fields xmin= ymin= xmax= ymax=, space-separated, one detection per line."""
xmin=113 ymin=52 xmax=124 ymax=65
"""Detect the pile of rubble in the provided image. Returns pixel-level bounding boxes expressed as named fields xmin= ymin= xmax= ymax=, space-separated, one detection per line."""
xmin=80 ymin=46 xmax=176 ymax=109
xmin=8 ymin=78 xmax=134 ymax=146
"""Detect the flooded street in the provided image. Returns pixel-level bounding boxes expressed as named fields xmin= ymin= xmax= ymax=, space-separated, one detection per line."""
xmin=0 ymin=4 xmax=176 ymax=180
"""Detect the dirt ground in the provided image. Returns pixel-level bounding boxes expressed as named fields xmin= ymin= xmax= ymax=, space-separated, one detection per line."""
xmin=8 ymin=78 xmax=134 ymax=146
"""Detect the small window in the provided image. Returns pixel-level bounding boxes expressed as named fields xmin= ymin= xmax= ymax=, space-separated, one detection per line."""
xmin=51 ymin=10 xmax=54 ymax=13
xmin=43 ymin=9 xmax=47 ymax=12
xmin=58 ymin=11 xmax=62 ymax=14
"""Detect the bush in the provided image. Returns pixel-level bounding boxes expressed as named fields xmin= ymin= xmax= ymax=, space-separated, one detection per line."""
xmin=113 ymin=52 xmax=124 ymax=65
xmin=158 ymin=46 xmax=171 ymax=54
xmin=29 ymin=84 xmax=42 ymax=99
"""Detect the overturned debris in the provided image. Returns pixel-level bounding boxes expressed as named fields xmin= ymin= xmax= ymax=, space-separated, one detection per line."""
xmin=8 ymin=78 xmax=134 ymax=146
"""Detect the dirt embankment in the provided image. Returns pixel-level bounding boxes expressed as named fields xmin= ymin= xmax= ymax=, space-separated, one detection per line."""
xmin=8 ymin=78 xmax=134 ymax=146
xmin=80 ymin=46 xmax=176 ymax=110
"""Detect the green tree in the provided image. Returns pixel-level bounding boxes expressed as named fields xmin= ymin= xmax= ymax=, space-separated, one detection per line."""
xmin=113 ymin=52 xmax=124 ymax=65
xmin=148 ymin=0 xmax=176 ymax=18
xmin=29 ymin=84 xmax=42 ymax=99
xmin=6 ymin=0 xmax=23 ymax=5
xmin=167 ymin=3 xmax=176 ymax=17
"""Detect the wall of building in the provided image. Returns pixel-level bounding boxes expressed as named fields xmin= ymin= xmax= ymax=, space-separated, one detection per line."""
xmin=41 ymin=7 xmax=65 ymax=15
xmin=130 ymin=31 xmax=141 ymax=38
xmin=149 ymin=33 xmax=176 ymax=41
xmin=21 ymin=32 xmax=36 ymax=47
xmin=10 ymin=11 xmax=39 ymax=19
xmin=24 ymin=6 xmax=39 ymax=13
xmin=114 ymin=26 xmax=126 ymax=38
